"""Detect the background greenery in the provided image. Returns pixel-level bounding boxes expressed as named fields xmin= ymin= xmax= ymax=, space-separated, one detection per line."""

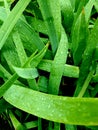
xmin=0 ymin=0 xmax=98 ymax=129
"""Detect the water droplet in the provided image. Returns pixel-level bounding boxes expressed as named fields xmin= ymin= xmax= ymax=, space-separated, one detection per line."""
xmin=48 ymin=104 xmax=51 ymax=109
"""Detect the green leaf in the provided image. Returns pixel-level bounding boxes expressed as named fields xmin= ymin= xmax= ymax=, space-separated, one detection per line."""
xmin=16 ymin=18 xmax=45 ymax=52
xmin=0 ymin=0 xmax=31 ymax=49
xmin=38 ymin=76 xmax=48 ymax=92
xmin=48 ymin=27 xmax=68 ymax=94
xmin=60 ymin=0 xmax=74 ymax=32
xmin=74 ymin=19 xmax=98 ymax=96
xmin=0 ymin=7 xmax=7 ymax=21
xmin=0 ymin=99 xmax=11 ymax=114
xmin=72 ymin=9 xmax=88 ymax=65
xmin=94 ymin=0 xmax=98 ymax=12
xmin=0 ymin=44 xmax=48 ymax=98
xmin=9 ymin=111 xmax=26 ymax=130
xmin=12 ymin=29 xmax=27 ymax=66
xmin=38 ymin=59 xmax=79 ymax=78
xmin=28 ymin=17 xmax=48 ymax=35
xmin=12 ymin=66 xmax=39 ymax=79
xmin=24 ymin=121 xmax=38 ymax=129
xmin=37 ymin=0 xmax=61 ymax=53
xmin=84 ymin=0 xmax=95 ymax=22
xmin=3 ymin=84 xmax=98 ymax=126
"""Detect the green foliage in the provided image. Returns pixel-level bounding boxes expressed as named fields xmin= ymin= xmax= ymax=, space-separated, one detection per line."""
xmin=0 ymin=0 xmax=98 ymax=130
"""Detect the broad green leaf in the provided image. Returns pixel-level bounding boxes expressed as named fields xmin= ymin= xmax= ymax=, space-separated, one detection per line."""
xmin=12 ymin=66 xmax=39 ymax=79
xmin=37 ymin=0 xmax=61 ymax=53
xmin=48 ymin=27 xmax=68 ymax=94
xmin=3 ymin=84 xmax=98 ymax=126
xmin=0 ymin=0 xmax=31 ymax=50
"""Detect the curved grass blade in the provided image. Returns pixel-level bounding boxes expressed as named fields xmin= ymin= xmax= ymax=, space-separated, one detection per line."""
xmin=84 ymin=0 xmax=95 ymax=23
xmin=48 ymin=27 xmax=68 ymax=94
xmin=12 ymin=66 xmax=39 ymax=79
xmin=38 ymin=60 xmax=79 ymax=78
xmin=0 ymin=0 xmax=31 ymax=50
xmin=3 ymin=84 xmax=98 ymax=126
xmin=0 ymin=44 xmax=48 ymax=98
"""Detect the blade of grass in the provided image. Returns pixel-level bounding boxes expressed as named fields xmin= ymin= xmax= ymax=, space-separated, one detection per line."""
xmin=3 ymin=84 xmax=98 ymax=126
xmin=0 ymin=7 xmax=7 ymax=21
xmin=65 ymin=124 xmax=77 ymax=130
xmin=2 ymin=35 xmax=21 ymax=70
xmin=4 ymin=0 xmax=10 ymax=15
xmin=78 ymin=64 xmax=95 ymax=97
xmin=9 ymin=110 xmax=26 ymax=130
xmin=74 ymin=19 xmax=98 ymax=96
xmin=72 ymin=9 xmax=88 ymax=65
xmin=24 ymin=121 xmax=38 ymax=129
xmin=0 ymin=0 xmax=31 ymax=50
xmin=0 ymin=44 xmax=48 ymax=97
xmin=28 ymin=17 xmax=48 ymax=35
xmin=48 ymin=27 xmax=68 ymax=95
xmin=94 ymin=0 xmax=98 ymax=12
xmin=16 ymin=18 xmax=45 ymax=52
xmin=12 ymin=66 xmax=39 ymax=79
xmin=0 ymin=64 xmax=24 ymax=86
xmin=37 ymin=0 xmax=61 ymax=53
xmin=60 ymin=0 xmax=74 ymax=32
xmin=38 ymin=59 xmax=79 ymax=78
xmin=84 ymin=0 xmax=95 ymax=23
xmin=12 ymin=28 xmax=39 ymax=90
xmin=12 ymin=29 xmax=27 ymax=66
xmin=0 ymin=99 xmax=11 ymax=114
xmin=38 ymin=118 xmax=42 ymax=130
